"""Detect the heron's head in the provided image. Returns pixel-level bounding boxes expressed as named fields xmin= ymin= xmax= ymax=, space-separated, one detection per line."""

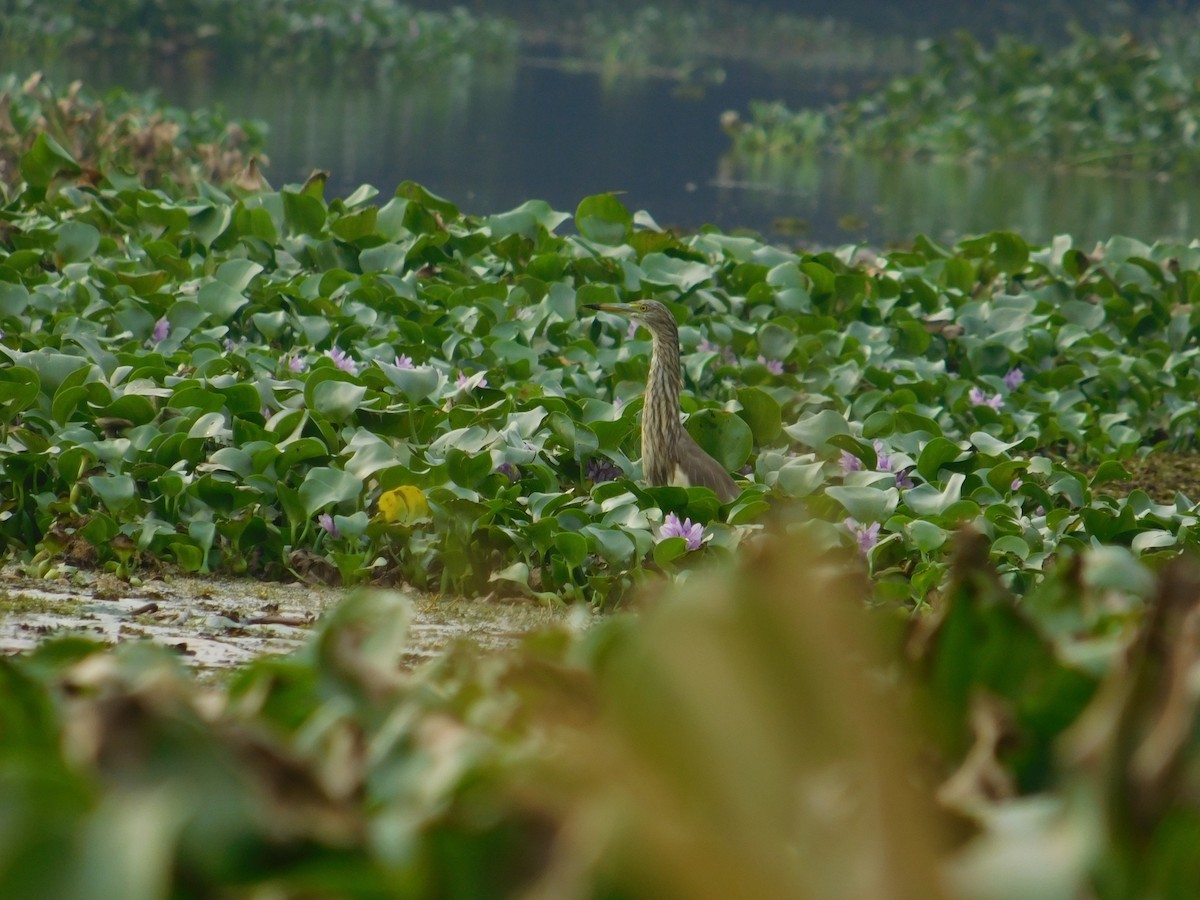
xmin=586 ymin=299 xmax=677 ymax=339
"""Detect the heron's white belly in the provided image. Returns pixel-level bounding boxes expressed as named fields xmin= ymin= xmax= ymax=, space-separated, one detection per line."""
xmin=671 ymin=464 xmax=691 ymax=488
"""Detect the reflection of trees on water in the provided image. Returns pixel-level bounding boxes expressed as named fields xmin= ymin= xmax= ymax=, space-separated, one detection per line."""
xmin=18 ymin=20 xmax=1200 ymax=246
xmin=233 ymin=66 xmax=517 ymax=197
xmin=716 ymin=152 xmax=1200 ymax=247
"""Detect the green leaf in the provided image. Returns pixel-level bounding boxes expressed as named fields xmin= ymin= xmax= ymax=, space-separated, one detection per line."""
xmin=20 ymin=132 xmax=80 ymax=187
xmin=1090 ymin=460 xmax=1132 ymax=487
xmin=360 ymin=243 xmax=406 ymax=273
xmin=908 ymin=519 xmax=948 ymax=553
xmin=1083 ymin=546 xmax=1154 ymax=596
xmin=1131 ymin=529 xmax=1176 ymax=554
xmin=775 ymin=459 xmax=826 ymax=498
xmin=88 ymin=474 xmax=137 ymax=513
xmin=215 ymin=258 xmax=263 ymax=292
xmin=917 ymin=438 xmax=969 ymax=481
xmin=252 ymin=310 xmax=288 ymax=339
xmin=380 ymin=365 xmax=440 ymax=401
xmin=188 ymin=412 xmax=229 ymax=440
xmin=80 ymin=513 xmax=118 ymax=546
xmin=904 ymin=473 xmax=966 ymax=517
xmin=276 ymin=482 xmax=307 ymax=527
xmin=0 ymin=366 xmax=40 ymax=420
xmin=446 ymin=449 xmax=492 ymax=488
xmin=485 ymin=199 xmax=569 ymax=239
xmin=189 ymin=204 xmax=232 ymax=247
xmin=638 ymin=254 xmax=711 ymax=290
xmin=685 ymin=409 xmax=753 ymax=471
xmin=0 ymin=283 xmax=31 ymax=316
xmin=736 ymin=387 xmax=782 ymax=444
xmin=575 ymin=193 xmax=632 ymax=245
xmin=968 ymin=431 xmax=1025 ymax=456
xmin=491 ymin=561 xmax=531 ymax=589
xmin=395 ymin=180 xmax=459 ymax=218
xmin=825 ymin=485 xmax=898 ymax=522
xmin=311 ymin=380 xmax=368 ymax=423
xmin=653 ymin=536 xmax=689 ymax=567
xmin=554 ymin=531 xmax=589 ymax=568
xmin=299 ymin=467 xmax=363 ymax=515
xmin=4 ymin=350 xmax=89 ymax=394
xmin=170 ymin=540 xmax=205 ymax=572
xmin=992 ymin=535 xmax=1030 ymax=560
xmin=56 ymin=222 xmax=100 ymax=264
xmin=198 ymin=280 xmax=248 ymax=322
xmin=756 ymin=322 xmax=797 ymax=361
xmin=784 ymin=409 xmax=849 ymax=452
xmin=278 ymin=437 xmax=330 ymax=471
xmin=580 ymin=524 xmax=636 ymax=565
xmin=282 ymin=189 xmax=327 ymax=236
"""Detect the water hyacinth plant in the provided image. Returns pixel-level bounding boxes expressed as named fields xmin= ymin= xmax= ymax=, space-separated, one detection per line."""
xmin=2 ymin=118 xmax=1200 ymax=607
xmin=0 ymin=2 xmax=519 ymax=80
xmin=724 ymin=23 xmax=1200 ymax=175
xmin=659 ymin=511 xmax=705 ymax=551
xmin=0 ymin=73 xmax=267 ymax=193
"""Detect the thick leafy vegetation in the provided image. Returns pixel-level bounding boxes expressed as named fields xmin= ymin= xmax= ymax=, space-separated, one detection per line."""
xmin=522 ymin=3 xmax=910 ymax=79
xmin=1 ymin=0 xmax=905 ymax=85
xmin=725 ymin=26 xmax=1200 ymax=173
xmin=3 ymin=28 xmax=1200 ymax=898
xmin=0 ymin=0 xmax=517 ymax=77
xmin=2 ymin=530 xmax=1197 ymax=898
xmin=0 ymin=74 xmax=267 ymax=193
xmin=4 ymin=124 xmax=1200 ymax=605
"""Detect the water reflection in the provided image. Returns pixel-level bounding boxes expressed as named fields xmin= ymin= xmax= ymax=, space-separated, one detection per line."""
xmin=25 ymin=54 xmax=1200 ymax=246
xmin=718 ymin=152 xmax=1200 ymax=247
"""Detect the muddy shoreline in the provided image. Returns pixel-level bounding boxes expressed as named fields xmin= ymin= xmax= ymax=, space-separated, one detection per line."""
xmin=0 ymin=567 xmax=575 ymax=672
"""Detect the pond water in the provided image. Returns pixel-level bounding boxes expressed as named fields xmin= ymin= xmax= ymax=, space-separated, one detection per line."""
xmin=42 ymin=53 xmax=1200 ymax=247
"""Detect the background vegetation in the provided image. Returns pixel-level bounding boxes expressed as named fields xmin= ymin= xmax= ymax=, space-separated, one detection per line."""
xmin=5 ymin=1 xmax=1200 ymax=897
xmin=725 ymin=21 xmax=1200 ymax=173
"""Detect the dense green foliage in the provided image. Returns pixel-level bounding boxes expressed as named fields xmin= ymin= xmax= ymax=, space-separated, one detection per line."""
xmin=526 ymin=4 xmax=909 ymax=78
xmin=2 ymin=533 xmax=1198 ymax=898
xmin=5 ymin=19 xmax=1200 ymax=898
xmin=6 ymin=124 xmax=1200 ymax=604
xmin=0 ymin=0 xmax=517 ymax=77
xmin=726 ymin=26 xmax=1200 ymax=173
xmin=1 ymin=0 xmax=903 ymax=84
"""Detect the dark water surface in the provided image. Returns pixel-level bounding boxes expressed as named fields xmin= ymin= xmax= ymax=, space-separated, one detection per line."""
xmin=52 ymin=55 xmax=1200 ymax=247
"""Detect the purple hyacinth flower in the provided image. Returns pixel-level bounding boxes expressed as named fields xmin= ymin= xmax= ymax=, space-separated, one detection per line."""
xmin=317 ymin=513 xmax=340 ymax=538
xmin=873 ymin=440 xmax=893 ymax=471
xmin=895 ymin=468 xmax=914 ymax=489
xmin=151 ymin=317 xmax=170 ymax=342
xmin=287 ymin=355 xmax=306 ymax=373
xmin=843 ymin=517 xmax=880 ymax=556
xmin=1011 ymin=477 xmax=1023 ymax=491
xmin=756 ymin=355 xmax=784 ymax=376
xmin=456 ymin=371 xmax=488 ymax=390
xmin=326 ymin=347 xmax=358 ymax=375
xmin=496 ymin=462 xmax=519 ymax=482
xmin=586 ymin=457 xmax=622 ymax=484
xmin=660 ymin=512 xmax=704 ymax=551
xmin=969 ymin=386 xmax=1003 ymax=409
xmin=839 ymin=451 xmax=863 ymax=474
xmin=1003 ymin=367 xmax=1024 ymax=390
xmin=395 ymin=354 xmax=414 ymax=369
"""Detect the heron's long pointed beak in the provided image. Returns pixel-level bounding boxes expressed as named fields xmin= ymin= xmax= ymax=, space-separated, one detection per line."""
xmin=586 ymin=303 xmax=634 ymax=315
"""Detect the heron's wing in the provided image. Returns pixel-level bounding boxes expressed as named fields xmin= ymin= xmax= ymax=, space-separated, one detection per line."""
xmin=675 ymin=430 xmax=740 ymax=503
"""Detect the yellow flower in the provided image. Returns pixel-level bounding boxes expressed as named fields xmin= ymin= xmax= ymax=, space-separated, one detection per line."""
xmin=378 ymin=485 xmax=429 ymax=524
